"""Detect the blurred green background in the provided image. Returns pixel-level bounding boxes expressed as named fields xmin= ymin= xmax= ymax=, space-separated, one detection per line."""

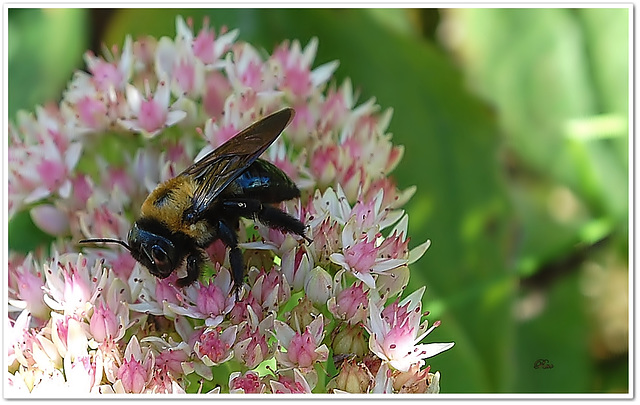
xmin=8 ymin=8 xmax=629 ymax=393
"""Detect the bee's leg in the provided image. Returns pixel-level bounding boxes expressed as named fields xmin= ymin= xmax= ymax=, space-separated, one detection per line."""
xmin=216 ymin=219 xmax=244 ymax=298
xmin=176 ymin=249 xmax=205 ymax=287
xmin=223 ymin=199 xmax=312 ymax=243
xmin=257 ymin=204 xmax=312 ymax=242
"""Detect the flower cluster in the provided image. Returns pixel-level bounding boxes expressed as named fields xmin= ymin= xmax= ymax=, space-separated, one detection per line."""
xmin=8 ymin=16 xmax=453 ymax=395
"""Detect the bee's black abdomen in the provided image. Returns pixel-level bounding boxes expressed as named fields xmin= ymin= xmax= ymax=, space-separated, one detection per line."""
xmin=231 ymin=159 xmax=300 ymax=203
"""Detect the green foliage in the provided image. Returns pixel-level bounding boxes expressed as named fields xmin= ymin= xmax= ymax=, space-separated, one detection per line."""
xmin=8 ymin=9 xmax=88 ymax=118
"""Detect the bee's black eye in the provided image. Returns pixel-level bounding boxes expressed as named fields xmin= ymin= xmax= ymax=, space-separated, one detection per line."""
xmin=151 ymin=245 xmax=168 ymax=265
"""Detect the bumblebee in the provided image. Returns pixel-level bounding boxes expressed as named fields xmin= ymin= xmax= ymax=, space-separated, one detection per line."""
xmin=80 ymin=107 xmax=310 ymax=296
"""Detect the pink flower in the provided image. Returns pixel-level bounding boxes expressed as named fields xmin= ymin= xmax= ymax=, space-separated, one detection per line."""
xmin=330 ymin=233 xmax=406 ymax=289
xmin=250 ymin=267 xmax=291 ymax=312
xmin=163 ymin=266 xmax=235 ymax=326
xmin=196 ymin=281 xmax=231 ymax=319
xmin=328 ymin=281 xmax=369 ymax=325
xmin=181 ymin=16 xmax=238 ymax=65
xmin=146 ymin=364 xmax=186 ymax=394
xmin=42 ymin=253 xmax=107 ymax=317
xmin=114 ymin=336 xmax=153 ymax=393
xmin=229 ymin=290 xmax=263 ymax=325
xmin=344 ymin=237 xmax=378 ymax=275
xmin=193 ymin=325 xmax=237 ymax=367
xmin=77 ymin=190 xmax=130 ymax=241
xmin=8 ymin=254 xmax=49 ymax=321
xmin=234 ymin=312 xmax=274 ymax=369
xmin=8 ymin=107 xmax=82 ymax=215
xmin=274 ymin=315 xmax=329 ymax=370
xmin=280 ymin=246 xmax=313 ymax=293
xmin=118 ymin=80 xmax=187 ymax=137
xmin=13 ymin=328 xmax=61 ymax=374
xmin=271 ymin=38 xmax=338 ymax=101
xmin=366 ymin=288 xmax=454 ymax=372
xmin=150 ymin=340 xmax=190 ymax=377
xmin=155 ymin=19 xmax=208 ymax=98
xmin=225 ymin=42 xmax=269 ymax=90
xmin=84 ymin=35 xmax=133 ymax=92
xmin=117 ymin=357 xmax=149 ymax=393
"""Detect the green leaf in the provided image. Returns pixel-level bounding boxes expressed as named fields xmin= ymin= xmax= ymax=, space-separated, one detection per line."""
xmin=8 ymin=209 xmax=55 ymax=254
xmin=514 ymin=272 xmax=592 ymax=392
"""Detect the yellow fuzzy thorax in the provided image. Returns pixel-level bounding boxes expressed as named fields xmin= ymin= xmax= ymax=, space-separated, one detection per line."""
xmin=140 ymin=176 xmax=212 ymax=244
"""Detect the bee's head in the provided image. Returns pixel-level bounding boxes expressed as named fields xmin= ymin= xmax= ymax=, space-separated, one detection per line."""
xmin=126 ymin=222 xmax=177 ymax=279
xmin=79 ymin=221 xmax=178 ymax=279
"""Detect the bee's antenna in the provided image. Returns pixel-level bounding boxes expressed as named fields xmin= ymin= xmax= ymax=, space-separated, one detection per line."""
xmin=79 ymin=238 xmax=132 ymax=252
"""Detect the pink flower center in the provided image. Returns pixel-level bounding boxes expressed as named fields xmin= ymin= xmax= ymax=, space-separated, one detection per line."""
xmin=36 ymin=159 xmax=66 ymax=191
xmin=193 ymin=30 xmax=215 ymax=64
xmin=138 ymin=100 xmax=167 ymax=133
xmin=231 ymin=372 xmax=262 ymax=393
xmin=344 ymin=239 xmax=377 ymax=274
xmin=203 ymin=72 xmax=231 ymax=117
xmin=310 ymin=144 xmax=339 ymax=177
xmin=91 ymin=61 xmax=123 ymax=91
xmin=198 ymin=329 xmax=229 ymax=363
xmin=77 ymin=96 xmax=106 ymax=128
xmin=156 ymin=348 xmax=188 ymax=376
xmin=336 ymin=284 xmax=368 ymax=319
xmin=243 ymin=334 xmax=268 ymax=367
xmin=174 ymin=59 xmax=195 ymax=94
xmin=275 ymin=376 xmax=307 ymax=393
xmin=240 ymin=60 xmax=263 ymax=89
xmin=283 ymin=65 xmax=311 ymax=96
xmin=383 ymin=323 xmax=415 ymax=355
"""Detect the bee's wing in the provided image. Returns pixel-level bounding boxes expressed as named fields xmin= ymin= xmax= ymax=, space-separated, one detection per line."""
xmin=180 ymin=108 xmax=294 ymax=222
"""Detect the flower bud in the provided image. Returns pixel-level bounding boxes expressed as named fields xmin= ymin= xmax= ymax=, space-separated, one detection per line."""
xmin=327 ymin=358 xmax=374 ymax=393
xmin=288 ymin=296 xmax=320 ymax=330
xmin=90 ymin=301 xmax=119 ymax=342
xmin=332 ymin=323 xmax=367 ymax=357
xmin=392 ymin=363 xmax=429 ymax=393
xmin=304 ymin=266 xmax=333 ymax=305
